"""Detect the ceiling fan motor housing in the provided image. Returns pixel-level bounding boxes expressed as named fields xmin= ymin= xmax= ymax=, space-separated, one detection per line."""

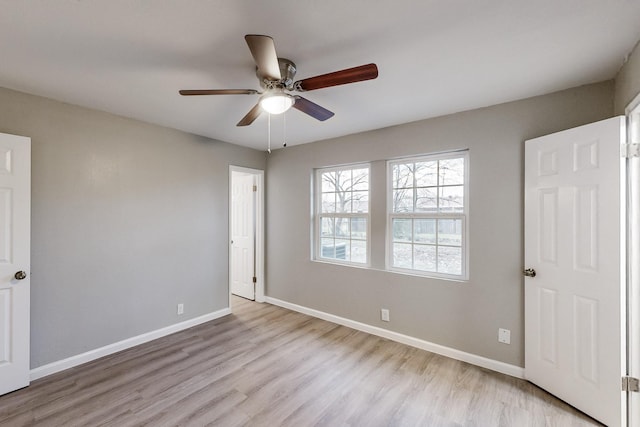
xmin=258 ymin=58 xmax=297 ymax=90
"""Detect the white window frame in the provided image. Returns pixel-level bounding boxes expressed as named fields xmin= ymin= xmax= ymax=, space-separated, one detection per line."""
xmin=386 ymin=150 xmax=469 ymax=280
xmin=314 ymin=163 xmax=371 ymax=267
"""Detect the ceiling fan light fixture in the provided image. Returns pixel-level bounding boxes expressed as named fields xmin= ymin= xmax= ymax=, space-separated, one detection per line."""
xmin=260 ymin=92 xmax=294 ymax=115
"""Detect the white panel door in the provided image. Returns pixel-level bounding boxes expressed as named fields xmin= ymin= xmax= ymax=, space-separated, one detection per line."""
xmin=0 ymin=133 xmax=31 ymax=396
xmin=525 ymin=117 xmax=626 ymax=426
xmin=231 ymin=172 xmax=255 ymax=300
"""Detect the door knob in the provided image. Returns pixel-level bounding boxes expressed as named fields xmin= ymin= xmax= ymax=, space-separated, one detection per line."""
xmin=523 ymin=268 xmax=536 ymax=278
xmin=14 ymin=271 xmax=27 ymax=280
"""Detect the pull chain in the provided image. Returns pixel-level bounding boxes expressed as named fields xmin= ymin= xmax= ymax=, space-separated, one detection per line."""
xmin=283 ymin=112 xmax=287 ymax=148
xmin=267 ymin=113 xmax=271 ymax=154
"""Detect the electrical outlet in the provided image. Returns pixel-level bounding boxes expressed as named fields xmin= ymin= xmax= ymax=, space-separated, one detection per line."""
xmin=498 ymin=328 xmax=511 ymax=344
xmin=177 ymin=303 xmax=184 ymax=315
xmin=381 ymin=308 xmax=390 ymax=322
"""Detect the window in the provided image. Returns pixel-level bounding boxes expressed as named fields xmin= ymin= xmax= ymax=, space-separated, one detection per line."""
xmin=315 ymin=165 xmax=369 ymax=265
xmin=388 ymin=152 xmax=468 ymax=279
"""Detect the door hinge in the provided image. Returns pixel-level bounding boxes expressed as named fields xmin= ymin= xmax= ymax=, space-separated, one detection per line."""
xmin=252 ymin=276 xmax=257 ymax=283
xmin=253 ymin=185 xmax=257 ymax=192
xmin=622 ymin=376 xmax=639 ymax=392
xmin=621 ymin=143 xmax=640 ymax=158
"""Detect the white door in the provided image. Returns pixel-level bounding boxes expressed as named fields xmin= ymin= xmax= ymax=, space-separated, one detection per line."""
xmin=230 ymin=172 xmax=255 ymax=300
xmin=524 ymin=117 xmax=626 ymax=426
xmin=0 ymin=133 xmax=31 ymax=396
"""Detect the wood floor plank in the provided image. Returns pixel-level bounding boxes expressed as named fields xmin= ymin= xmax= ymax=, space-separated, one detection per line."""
xmin=0 ymin=296 xmax=603 ymax=426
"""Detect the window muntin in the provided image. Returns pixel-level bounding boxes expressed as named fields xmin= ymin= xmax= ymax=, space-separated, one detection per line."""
xmin=316 ymin=165 xmax=370 ymax=265
xmin=388 ymin=152 xmax=468 ymax=279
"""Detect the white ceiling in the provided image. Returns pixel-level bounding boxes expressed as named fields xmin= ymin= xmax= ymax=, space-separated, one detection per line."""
xmin=1 ymin=1 xmax=639 ymax=151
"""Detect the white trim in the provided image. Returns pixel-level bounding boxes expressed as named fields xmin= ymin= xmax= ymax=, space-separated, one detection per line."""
xmin=626 ymin=91 xmax=640 ymax=116
xmin=265 ymin=296 xmax=524 ymax=379
xmin=30 ymin=308 xmax=230 ymax=381
xmin=229 ymin=166 xmax=265 ymax=304
xmin=625 ymin=100 xmax=640 ymax=427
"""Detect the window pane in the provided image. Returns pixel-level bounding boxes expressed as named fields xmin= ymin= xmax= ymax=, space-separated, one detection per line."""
xmin=392 ymin=218 xmax=412 ymax=242
xmin=335 ymin=218 xmax=350 ymax=238
xmin=321 ymin=238 xmax=335 ymax=258
xmin=351 ymin=168 xmax=369 ymax=191
xmin=439 ymin=158 xmax=464 ymax=186
xmin=351 ymin=217 xmax=367 ymax=240
xmin=415 ymin=161 xmax=437 ymax=187
xmin=393 ymin=164 xmax=413 ymax=189
xmin=393 ymin=243 xmax=413 ymax=269
xmin=438 ymin=246 xmax=462 ymax=275
xmin=393 ymin=189 xmax=413 ymax=213
xmin=321 ymin=217 xmax=334 ymax=237
xmin=351 ymin=240 xmax=367 ymax=264
xmin=439 ymin=186 xmax=464 ymax=213
xmin=335 ymin=193 xmax=350 ymax=213
xmin=351 ymin=191 xmax=369 ymax=213
xmin=322 ymin=171 xmax=336 ymax=192
xmin=322 ymin=192 xmax=336 ymax=213
xmin=335 ymin=239 xmax=349 ymax=260
xmin=438 ymin=219 xmax=462 ymax=246
xmin=414 ymin=244 xmax=436 ymax=272
xmin=414 ymin=219 xmax=436 ymax=244
xmin=415 ymin=187 xmax=437 ymax=212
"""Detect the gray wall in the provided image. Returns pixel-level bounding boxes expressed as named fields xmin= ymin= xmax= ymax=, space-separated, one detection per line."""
xmin=0 ymin=87 xmax=266 ymax=368
xmin=265 ymin=81 xmax=614 ymax=367
xmin=615 ymin=39 xmax=640 ymax=114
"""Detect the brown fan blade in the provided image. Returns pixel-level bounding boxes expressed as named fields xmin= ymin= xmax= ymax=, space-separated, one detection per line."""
xmin=179 ymin=89 xmax=258 ymax=96
xmin=245 ymin=35 xmax=281 ymax=81
xmin=292 ymin=96 xmax=334 ymax=121
xmin=237 ymin=103 xmax=263 ymax=126
xmin=294 ymin=63 xmax=378 ymax=92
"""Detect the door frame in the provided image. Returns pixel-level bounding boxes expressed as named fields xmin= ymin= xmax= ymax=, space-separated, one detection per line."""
xmin=625 ymin=92 xmax=640 ymax=426
xmin=229 ymin=166 xmax=265 ymax=305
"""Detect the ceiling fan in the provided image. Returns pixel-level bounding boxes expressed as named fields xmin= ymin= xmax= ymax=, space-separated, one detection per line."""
xmin=179 ymin=35 xmax=379 ymax=126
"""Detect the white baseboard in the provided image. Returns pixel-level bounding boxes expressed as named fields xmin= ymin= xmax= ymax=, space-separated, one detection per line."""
xmin=30 ymin=307 xmax=231 ymax=381
xmin=265 ymin=297 xmax=524 ymax=379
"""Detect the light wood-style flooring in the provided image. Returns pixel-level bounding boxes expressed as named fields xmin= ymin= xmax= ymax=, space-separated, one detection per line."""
xmin=0 ymin=296 xmax=601 ymax=426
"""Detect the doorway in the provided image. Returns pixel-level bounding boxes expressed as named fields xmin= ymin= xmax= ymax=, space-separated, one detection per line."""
xmin=229 ymin=166 xmax=264 ymax=305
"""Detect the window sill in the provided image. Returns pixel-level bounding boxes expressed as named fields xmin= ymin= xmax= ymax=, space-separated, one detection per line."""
xmin=310 ymin=259 xmax=469 ymax=283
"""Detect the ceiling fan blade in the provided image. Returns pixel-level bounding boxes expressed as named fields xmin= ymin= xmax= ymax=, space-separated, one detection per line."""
xmin=292 ymin=96 xmax=335 ymax=121
xmin=237 ymin=103 xmax=263 ymax=126
xmin=179 ymin=89 xmax=259 ymax=96
xmin=245 ymin=35 xmax=281 ymax=81
xmin=294 ymin=63 xmax=378 ymax=92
